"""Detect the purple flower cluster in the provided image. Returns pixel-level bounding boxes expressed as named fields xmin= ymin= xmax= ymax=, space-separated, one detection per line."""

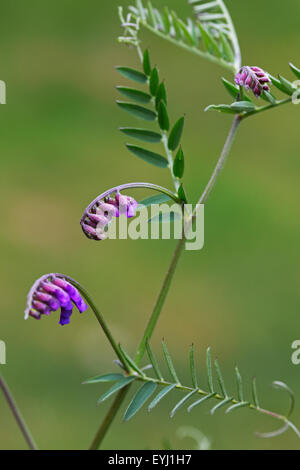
xmin=81 ymin=192 xmax=138 ymax=241
xmin=25 ymin=274 xmax=88 ymax=326
xmin=235 ymin=66 xmax=271 ymax=97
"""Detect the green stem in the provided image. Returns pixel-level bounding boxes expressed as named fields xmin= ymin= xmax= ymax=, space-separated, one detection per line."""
xmin=161 ymin=132 xmax=180 ymax=192
xmin=88 ymin=386 xmax=130 ymax=450
xmin=197 ymin=114 xmax=242 ymax=207
xmin=135 ymin=236 xmax=186 ymax=364
xmin=0 ymin=374 xmax=38 ymax=450
xmin=244 ymin=97 xmax=292 ymax=119
xmin=89 ymin=115 xmax=242 ymax=449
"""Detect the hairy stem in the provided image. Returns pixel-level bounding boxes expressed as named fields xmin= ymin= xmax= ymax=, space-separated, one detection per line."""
xmin=90 ymin=115 xmax=242 ymax=449
xmin=0 ymin=374 xmax=38 ymax=450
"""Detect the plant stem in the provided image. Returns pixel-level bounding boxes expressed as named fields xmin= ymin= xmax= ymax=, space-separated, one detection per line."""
xmin=75 ymin=284 xmax=129 ymax=372
xmin=162 ymin=132 xmax=180 ymax=192
xmin=244 ymin=97 xmax=292 ymax=119
xmin=135 ymin=236 xmax=186 ymax=364
xmin=197 ymin=114 xmax=242 ymax=206
xmin=89 ymin=115 xmax=242 ymax=449
xmin=0 ymin=374 xmax=38 ymax=450
xmin=88 ymin=386 xmax=130 ymax=450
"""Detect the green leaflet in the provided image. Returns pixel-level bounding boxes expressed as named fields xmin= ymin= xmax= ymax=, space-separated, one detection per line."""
xmin=289 ymin=62 xmax=300 ymax=80
xmin=116 ymin=86 xmax=152 ymax=104
xmin=270 ymin=75 xmax=294 ymax=96
xmin=139 ymin=193 xmax=172 ymax=208
xmin=148 ymin=212 xmax=182 ymax=224
xmin=117 ymin=101 xmax=157 ymax=121
xmin=97 ymin=376 xmax=136 ymax=404
xmin=116 ymin=66 xmax=147 ymax=84
xmin=215 ymin=359 xmax=227 ymax=397
xmin=150 ymin=67 xmax=159 ymax=96
xmin=143 ymin=49 xmax=152 ymax=76
xmin=206 ymin=347 xmax=214 ymax=393
xmin=177 ymin=184 xmax=187 ymax=204
xmin=210 ymin=397 xmax=233 ymax=415
xmin=221 ymin=77 xmax=239 ymax=99
xmin=126 ymin=144 xmax=169 ymax=168
xmin=230 ymin=101 xmax=255 ymax=112
xmin=156 ymin=82 xmax=167 ymax=107
xmin=175 ymin=17 xmax=195 ymax=46
xmin=198 ymin=23 xmax=222 ymax=58
xmin=188 ymin=393 xmax=216 ymax=413
xmin=235 ymin=366 xmax=244 ymax=402
xmin=252 ymin=377 xmax=260 ymax=408
xmin=119 ymin=127 xmax=162 ymax=143
xmin=158 ymin=101 xmax=170 ymax=131
xmin=279 ymin=75 xmax=296 ymax=95
xmin=205 ymin=104 xmax=237 ymax=114
xmin=168 ymin=117 xmax=185 ymax=151
xmin=163 ymin=340 xmax=180 ymax=384
xmin=261 ymin=90 xmax=276 ymax=105
xmin=226 ymin=401 xmax=250 ymax=414
xmin=146 ymin=339 xmax=163 ymax=380
xmin=119 ymin=344 xmax=145 ymax=376
xmin=173 ymin=147 xmax=185 ymax=179
xmin=83 ymin=373 xmax=124 ymax=385
xmin=170 ymin=389 xmax=198 ymax=418
xmin=190 ymin=344 xmax=198 ymax=389
xmin=219 ymin=32 xmax=234 ymax=63
xmin=148 ymin=384 xmax=177 ymax=411
xmin=124 ymin=382 xmax=157 ymax=421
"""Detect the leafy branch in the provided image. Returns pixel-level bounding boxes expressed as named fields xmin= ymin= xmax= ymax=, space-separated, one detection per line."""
xmin=206 ymin=63 xmax=300 ymax=118
xmin=117 ymin=16 xmax=186 ymax=198
xmin=125 ymin=0 xmax=241 ymax=72
xmin=84 ymin=343 xmax=300 ymax=440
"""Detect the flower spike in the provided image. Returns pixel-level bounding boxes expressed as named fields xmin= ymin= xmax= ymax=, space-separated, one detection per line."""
xmin=235 ymin=66 xmax=271 ymax=97
xmin=25 ymin=274 xmax=88 ymax=326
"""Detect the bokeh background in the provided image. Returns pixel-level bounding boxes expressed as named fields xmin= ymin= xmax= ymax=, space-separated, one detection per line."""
xmin=0 ymin=0 xmax=300 ymax=450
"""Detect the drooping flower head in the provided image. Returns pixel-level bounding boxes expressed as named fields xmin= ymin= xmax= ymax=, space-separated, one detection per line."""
xmin=81 ymin=188 xmax=138 ymax=241
xmin=235 ymin=66 xmax=271 ymax=97
xmin=25 ymin=274 xmax=88 ymax=326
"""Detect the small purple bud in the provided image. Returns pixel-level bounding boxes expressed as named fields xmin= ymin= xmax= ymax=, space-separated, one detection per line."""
xmin=32 ymin=300 xmax=51 ymax=315
xmin=59 ymin=307 xmax=73 ymax=326
xmin=52 ymin=278 xmax=88 ymax=313
xmin=25 ymin=274 xmax=88 ymax=326
xmin=29 ymin=309 xmax=41 ymax=320
xmin=81 ymin=191 xmax=138 ymax=241
xmin=35 ymin=292 xmax=60 ymax=311
xmin=41 ymin=282 xmax=71 ymax=308
xmin=235 ymin=66 xmax=271 ymax=97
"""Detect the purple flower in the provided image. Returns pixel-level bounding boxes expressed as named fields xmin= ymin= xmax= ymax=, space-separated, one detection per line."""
xmin=81 ymin=191 xmax=138 ymax=241
xmin=235 ymin=66 xmax=271 ymax=97
xmin=25 ymin=274 xmax=88 ymax=326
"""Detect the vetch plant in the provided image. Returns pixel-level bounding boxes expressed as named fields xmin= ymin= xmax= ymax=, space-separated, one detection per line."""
xmin=1 ymin=0 xmax=300 ymax=450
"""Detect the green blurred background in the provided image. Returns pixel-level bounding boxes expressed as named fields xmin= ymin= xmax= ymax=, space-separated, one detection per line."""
xmin=0 ymin=0 xmax=300 ymax=450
